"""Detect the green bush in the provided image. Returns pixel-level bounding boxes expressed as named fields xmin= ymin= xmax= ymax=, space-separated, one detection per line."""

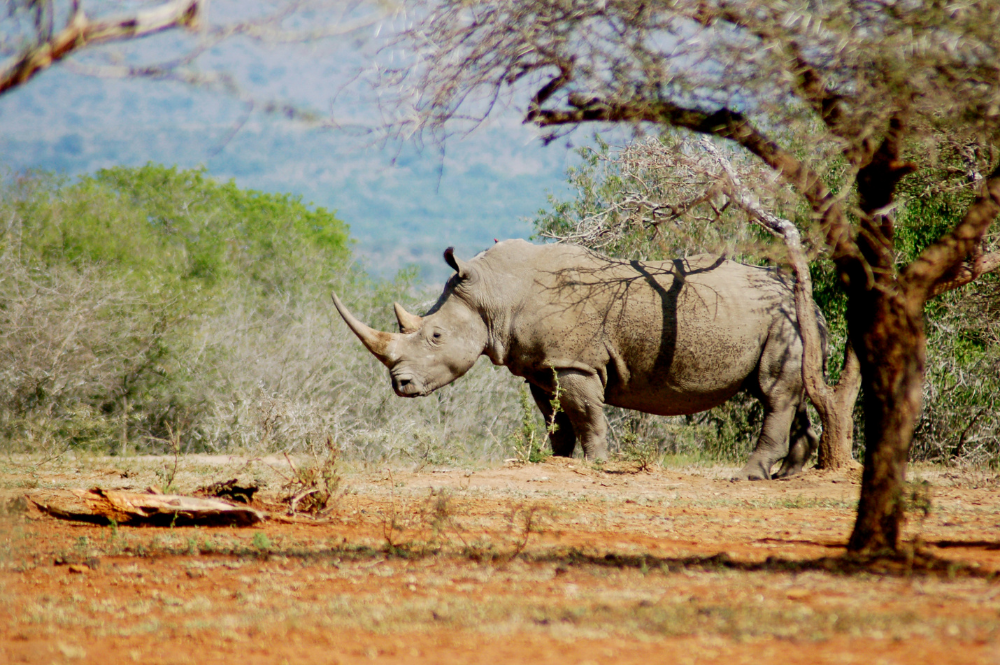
xmin=0 ymin=165 xmax=354 ymax=452
xmin=889 ymin=142 xmax=1000 ymax=466
xmin=10 ymin=164 xmax=351 ymax=294
xmin=0 ymin=165 xmax=524 ymax=461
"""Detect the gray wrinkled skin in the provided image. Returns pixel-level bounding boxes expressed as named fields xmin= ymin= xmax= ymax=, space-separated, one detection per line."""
xmin=333 ymin=240 xmax=825 ymax=480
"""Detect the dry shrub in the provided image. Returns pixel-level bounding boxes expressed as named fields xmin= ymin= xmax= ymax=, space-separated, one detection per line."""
xmin=912 ymin=279 xmax=1000 ymax=467
xmin=0 ymin=255 xmax=185 ymax=452
xmin=280 ymin=439 xmax=342 ymax=515
xmin=188 ymin=283 xmax=524 ymax=464
xmin=0 ymin=247 xmax=525 ymax=462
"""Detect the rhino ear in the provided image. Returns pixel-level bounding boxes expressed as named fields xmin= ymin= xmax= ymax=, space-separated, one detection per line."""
xmin=443 ymin=247 xmax=472 ymax=280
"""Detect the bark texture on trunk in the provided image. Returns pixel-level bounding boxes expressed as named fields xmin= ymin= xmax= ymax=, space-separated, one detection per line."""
xmin=846 ymin=156 xmax=1000 ymax=554
xmin=847 ymin=294 xmax=926 ymax=552
xmin=789 ymin=256 xmax=860 ymax=471
xmin=840 ymin=117 xmax=920 ymax=554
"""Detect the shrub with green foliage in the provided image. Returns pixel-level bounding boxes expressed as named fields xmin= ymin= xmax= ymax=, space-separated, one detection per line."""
xmin=0 ymin=164 xmax=353 ymax=453
xmin=891 ymin=141 xmax=1000 ymax=467
xmin=10 ymin=164 xmax=351 ymax=293
xmin=0 ymin=164 xmax=523 ymax=461
xmin=535 ymin=134 xmax=777 ymax=264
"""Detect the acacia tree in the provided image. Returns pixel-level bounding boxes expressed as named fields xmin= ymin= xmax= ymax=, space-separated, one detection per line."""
xmin=387 ymin=0 xmax=1000 ymax=553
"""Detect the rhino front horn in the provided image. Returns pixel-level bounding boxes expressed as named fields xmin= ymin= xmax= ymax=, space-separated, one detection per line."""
xmin=393 ymin=302 xmax=423 ymax=334
xmin=331 ymin=292 xmax=398 ymax=366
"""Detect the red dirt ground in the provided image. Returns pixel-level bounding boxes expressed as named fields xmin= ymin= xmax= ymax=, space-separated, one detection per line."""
xmin=2 ymin=456 xmax=999 ymax=664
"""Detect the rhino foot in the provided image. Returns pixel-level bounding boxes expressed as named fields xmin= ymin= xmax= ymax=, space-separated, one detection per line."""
xmin=732 ymin=464 xmax=772 ymax=482
xmin=772 ymin=464 xmax=804 ymax=479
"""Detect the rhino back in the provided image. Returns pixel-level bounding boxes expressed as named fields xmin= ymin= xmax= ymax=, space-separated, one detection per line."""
xmin=469 ymin=242 xmax=797 ymax=415
xmin=605 ymin=256 xmax=795 ymax=414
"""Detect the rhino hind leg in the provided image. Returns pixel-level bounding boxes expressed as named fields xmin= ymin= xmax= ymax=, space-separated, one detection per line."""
xmin=529 ymin=382 xmax=577 ymax=457
xmin=773 ymin=402 xmax=819 ymax=479
xmin=733 ymin=398 xmax=797 ymax=481
xmin=734 ymin=315 xmax=816 ymax=481
xmin=543 ymin=369 xmax=609 ymax=461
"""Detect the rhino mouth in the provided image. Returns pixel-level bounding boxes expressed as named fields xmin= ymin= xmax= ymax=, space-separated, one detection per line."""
xmin=391 ymin=373 xmax=428 ymax=397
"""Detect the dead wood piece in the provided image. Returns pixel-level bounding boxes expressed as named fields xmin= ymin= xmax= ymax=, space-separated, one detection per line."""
xmin=25 ymin=488 xmax=266 ymax=526
xmin=195 ymin=478 xmax=259 ymax=504
xmin=266 ymin=512 xmax=332 ymax=525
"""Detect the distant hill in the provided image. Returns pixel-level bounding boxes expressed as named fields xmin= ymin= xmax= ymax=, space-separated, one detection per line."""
xmin=0 ymin=37 xmax=581 ymax=283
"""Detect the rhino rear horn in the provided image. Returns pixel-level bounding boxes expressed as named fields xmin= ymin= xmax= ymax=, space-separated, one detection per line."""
xmin=331 ymin=292 xmax=398 ymax=366
xmin=393 ymin=302 xmax=423 ymax=333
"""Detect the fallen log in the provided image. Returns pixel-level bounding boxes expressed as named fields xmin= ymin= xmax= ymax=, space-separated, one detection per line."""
xmin=25 ymin=488 xmax=266 ymax=526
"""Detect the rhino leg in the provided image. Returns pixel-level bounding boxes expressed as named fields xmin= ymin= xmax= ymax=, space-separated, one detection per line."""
xmin=552 ymin=369 xmax=608 ymax=461
xmin=529 ymin=382 xmax=577 ymax=457
xmin=735 ymin=315 xmax=814 ymax=481
xmin=735 ymin=401 xmax=796 ymax=481
xmin=773 ymin=402 xmax=819 ymax=478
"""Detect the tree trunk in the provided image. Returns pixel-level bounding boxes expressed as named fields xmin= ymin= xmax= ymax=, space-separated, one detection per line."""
xmin=815 ymin=342 xmax=861 ymax=469
xmin=847 ymin=292 xmax=926 ymax=553
xmin=847 ymin=163 xmax=1000 ymax=554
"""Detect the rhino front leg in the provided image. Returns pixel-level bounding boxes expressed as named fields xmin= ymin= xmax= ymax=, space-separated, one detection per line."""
xmin=552 ymin=369 xmax=608 ymax=461
xmin=529 ymin=382 xmax=577 ymax=457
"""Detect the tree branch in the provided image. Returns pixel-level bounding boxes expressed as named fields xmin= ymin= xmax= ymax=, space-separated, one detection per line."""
xmin=686 ymin=5 xmax=848 ymax=136
xmin=856 ymin=114 xmax=918 ymax=216
xmin=903 ymin=163 xmax=1000 ymax=304
xmin=929 ymin=251 xmax=1000 ymax=298
xmin=700 ymin=136 xmax=860 ymax=468
xmin=700 ymin=137 xmax=831 ymax=414
xmin=0 ymin=0 xmax=201 ymax=97
xmin=530 ymin=98 xmax=864 ymax=275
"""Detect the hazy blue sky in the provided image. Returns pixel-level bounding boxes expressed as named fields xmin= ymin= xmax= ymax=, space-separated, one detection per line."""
xmin=0 ymin=4 xmax=588 ymax=283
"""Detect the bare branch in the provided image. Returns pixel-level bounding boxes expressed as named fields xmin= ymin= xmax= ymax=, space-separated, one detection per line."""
xmin=683 ymin=4 xmax=849 ymax=136
xmin=905 ymin=164 xmax=1000 ymax=303
xmin=0 ymin=0 xmax=201 ymax=96
xmin=700 ymin=137 xmax=855 ymax=467
xmin=929 ymin=251 xmax=1000 ymax=298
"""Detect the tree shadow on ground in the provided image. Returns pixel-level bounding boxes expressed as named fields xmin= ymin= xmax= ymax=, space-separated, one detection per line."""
xmin=538 ymin=547 xmax=998 ymax=579
xmin=102 ymin=537 xmax=998 ymax=581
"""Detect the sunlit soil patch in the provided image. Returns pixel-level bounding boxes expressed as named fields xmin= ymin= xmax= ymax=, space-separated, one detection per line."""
xmin=2 ymin=456 xmax=999 ymax=664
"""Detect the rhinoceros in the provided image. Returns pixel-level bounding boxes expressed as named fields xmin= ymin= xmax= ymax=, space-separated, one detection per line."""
xmin=332 ymin=240 xmax=825 ymax=480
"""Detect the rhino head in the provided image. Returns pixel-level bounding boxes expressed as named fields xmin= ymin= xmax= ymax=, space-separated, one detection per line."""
xmin=331 ymin=248 xmax=488 ymax=397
